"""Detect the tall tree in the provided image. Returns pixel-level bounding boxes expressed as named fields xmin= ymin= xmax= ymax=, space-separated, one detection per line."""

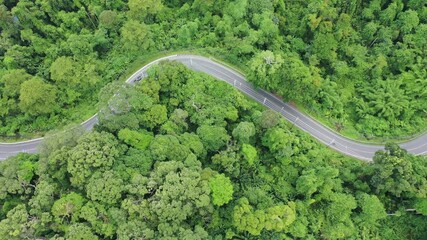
xmin=19 ymin=77 xmax=58 ymax=116
xmin=209 ymin=173 xmax=234 ymax=206
xmin=232 ymin=121 xmax=256 ymax=144
xmin=86 ymin=171 xmax=123 ymax=205
xmin=128 ymin=0 xmax=163 ymax=22
xmin=197 ymin=125 xmax=230 ymax=152
xmin=247 ymin=50 xmax=283 ymax=90
xmin=67 ymin=132 xmax=121 ymax=187
xmin=370 ymin=143 xmax=427 ymax=199
xmin=120 ymin=20 xmax=151 ymax=51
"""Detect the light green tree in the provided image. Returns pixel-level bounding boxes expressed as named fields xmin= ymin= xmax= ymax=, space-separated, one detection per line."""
xmin=1 ymin=69 xmax=31 ymax=98
xmin=118 ymin=128 xmax=153 ymax=150
xmin=86 ymin=171 xmax=123 ymax=205
xmin=241 ymin=144 xmax=258 ymax=166
xmin=19 ymin=77 xmax=58 ymax=115
xmin=248 ymin=50 xmax=283 ymax=89
xmin=65 ymin=223 xmax=98 ymax=240
xmin=414 ymin=199 xmax=427 ymax=216
xmin=209 ymin=174 xmax=234 ymax=206
xmin=128 ymin=0 xmax=163 ymax=21
xmin=140 ymin=104 xmax=168 ymax=129
xmin=197 ymin=125 xmax=230 ymax=152
xmin=258 ymin=110 xmax=281 ymax=129
xmin=149 ymin=135 xmax=190 ymax=161
xmin=51 ymin=192 xmax=85 ymax=224
xmin=232 ymin=121 xmax=255 ymax=143
xmin=354 ymin=193 xmax=387 ymax=228
xmin=233 ymin=197 xmax=296 ymax=236
xmin=0 ymin=204 xmax=33 ymax=240
xmin=120 ymin=20 xmax=151 ymax=51
xmin=99 ymin=10 xmax=119 ymax=30
xmin=0 ymin=153 xmax=37 ymax=199
xmin=370 ymin=143 xmax=427 ymax=199
xmin=67 ymin=132 xmax=121 ymax=187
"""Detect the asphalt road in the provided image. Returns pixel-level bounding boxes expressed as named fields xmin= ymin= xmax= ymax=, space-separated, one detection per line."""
xmin=1 ymin=54 xmax=427 ymax=161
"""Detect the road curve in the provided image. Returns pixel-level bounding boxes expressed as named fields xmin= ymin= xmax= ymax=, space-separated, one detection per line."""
xmin=1 ymin=54 xmax=427 ymax=161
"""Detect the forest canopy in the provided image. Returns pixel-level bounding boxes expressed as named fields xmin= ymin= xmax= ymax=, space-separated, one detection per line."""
xmin=0 ymin=62 xmax=426 ymax=239
xmin=0 ymin=0 xmax=426 ymax=140
xmin=1 ymin=1 xmax=427 ymax=238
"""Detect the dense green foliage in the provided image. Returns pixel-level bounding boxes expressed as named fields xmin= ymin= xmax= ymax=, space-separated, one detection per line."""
xmin=1 ymin=0 xmax=427 ymax=237
xmin=244 ymin=0 xmax=427 ymax=138
xmin=1 ymin=0 xmax=426 ymax=140
xmin=1 ymin=62 xmax=426 ymax=239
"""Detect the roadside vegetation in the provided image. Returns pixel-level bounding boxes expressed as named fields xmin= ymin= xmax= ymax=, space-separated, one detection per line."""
xmin=1 ymin=0 xmax=427 ymax=238
xmin=1 ymin=0 xmax=426 ymax=140
xmin=1 ymin=62 xmax=426 ymax=239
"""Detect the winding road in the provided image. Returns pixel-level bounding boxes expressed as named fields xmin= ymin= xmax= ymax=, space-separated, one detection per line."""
xmin=1 ymin=54 xmax=427 ymax=161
